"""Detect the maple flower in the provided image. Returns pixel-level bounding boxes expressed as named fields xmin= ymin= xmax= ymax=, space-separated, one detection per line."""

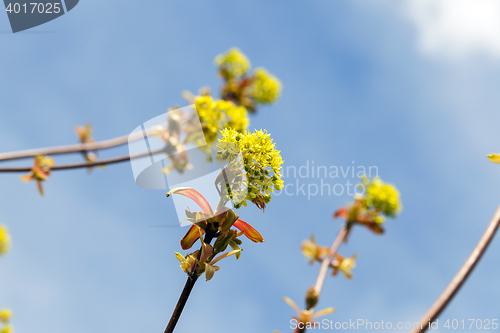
xmin=363 ymin=176 xmax=401 ymax=219
xmin=0 ymin=309 xmax=12 ymax=333
xmin=75 ymin=122 xmax=97 ymax=162
xmin=331 ymin=253 xmax=358 ymax=280
xmin=251 ymin=68 xmax=282 ymax=104
xmin=301 ymin=235 xmax=329 ymax=264
xmin=215 ymin=48 xmax=251 ymax=79
xmin=0 ymin=225 xmax=11 ymax=256
xmin=21 ymin=155 xmax=54 ymax=195
xmin=217 ymin=128 xmax=283 ymax=209
xmin=0 ymin=309 xmax=11 ymax=323
xmin=334 ymin=176 xmax=401 ymax=236
xmin=194 ymin=96 xmax=249 ymax=145
xmin=0 ymin=325 xmax=11 ymax=333
xmin=487 ymin=154 xmax=500 ymax=164
xmin=283 ymin=296 xmax=335 ymax=327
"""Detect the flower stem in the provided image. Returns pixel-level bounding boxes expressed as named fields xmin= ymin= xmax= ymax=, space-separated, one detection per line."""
xmin=295 ymin=224 xmax=348 ymax=333
xmin=314 ymin=224 xmax=348 ymax=297
xmin=164 ymin=231 xmax=216 ymax=333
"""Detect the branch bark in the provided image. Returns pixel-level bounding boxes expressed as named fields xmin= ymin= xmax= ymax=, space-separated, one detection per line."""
xmin=295 ymin=224 xmax=348 ymax=333
xmin=164 ymin=232 xmax=216 ymax=333
xmin=409 ymin=204 xmax=500 ymax=333
xmin=0 ymin=148 xmax=165 ymax=172
xmin=0 ymin=128 xmax=155 ymax=162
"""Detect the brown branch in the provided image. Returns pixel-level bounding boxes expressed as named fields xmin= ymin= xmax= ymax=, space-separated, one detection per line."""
xmin=409 ymin=204 xmax=500 ymax=333
xmin=0 ymin=148 xmax=165 ymax=172
xmin=164 ymin=232 xmax=216 ymax=333
xmin=314 ymin=224 xmax=348 ymax=297
xmin=295 ymin=224 xmax=348 ymax=333
xmin=0 ymin=128 xmax=154 ymax=162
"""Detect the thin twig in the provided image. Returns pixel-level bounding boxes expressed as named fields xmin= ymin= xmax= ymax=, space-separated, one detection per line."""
xmin=164 ymin=232 xmax=216 ymax=333
xmin=314 ymin=224 xmax=348 ymax=296
xmin=0 ymin=128 xmax=154 ymax=162
xmin=295 ymin=224 xmax=348 ymax=333
xmin=0 ymin=148 xmax=165 ymax=172
xmin=409 ymin=204 xmax=500 ymax=333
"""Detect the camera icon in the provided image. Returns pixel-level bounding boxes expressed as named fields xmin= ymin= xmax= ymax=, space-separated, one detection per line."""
xmin=4 ymin=0 xmax=79 ymax=33
xmin=128 ymin=105 xmax=248 ymax=226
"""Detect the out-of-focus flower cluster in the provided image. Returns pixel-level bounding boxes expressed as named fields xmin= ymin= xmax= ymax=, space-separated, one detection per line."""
xmin=252 ymin=68 xmax=281 ymax=104
xmin=21 ymin=155 xmax=54 ymax=196
xmin=488 ymin=154 xmax=500 ymax=164
xmin=0 ymin=225 xmax=10 ymax=256
xmin=334 ymin=176 xmax=402 ymax=236
xmin=0 ymin=226 xmax=12 ymax=333
xmin=217 ymin=128 xmax=283 ymax=209
xmin=215 ymin=48 xmax=282 ymax=113
xmin=301 ymin=235 xmax=357 ymax=280
xmin=194 ymin=95 xmax=249 ymax=145
xmin=0 ymin=309 xmax=12 ymax=333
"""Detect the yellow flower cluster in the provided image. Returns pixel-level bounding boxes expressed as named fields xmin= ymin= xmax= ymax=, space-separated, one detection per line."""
xmin=195 ymin=96 xmax=249 ymax=144
xmin=217 ymin=128 xmax=283 ymax=208
xmin=0 ymin=225 xmax=10 ymax=255
xmin=0 ymin=308 xmax=12 ymax=333
xmin=251 ymin=68 xmax=282 ymax=104
xmin=362 ymin=176 xmax=402 ymax=219
xmin=215 ymin=47 xmax=251 ymax=79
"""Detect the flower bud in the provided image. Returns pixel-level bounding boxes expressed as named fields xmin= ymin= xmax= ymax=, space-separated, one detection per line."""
xmin=305 ymin=286 xmax=319 ymax=309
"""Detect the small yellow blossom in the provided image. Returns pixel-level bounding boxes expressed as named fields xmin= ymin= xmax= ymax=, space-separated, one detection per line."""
xmin=251 ymin=68 xmax=282 ymax=104
xmin=283 ymin=297 xmax=334 ymax=327
xmin=0 ymin=308 xmax=12 ymax=333
xmin=301 ymin=235 xmax=328 ymax=264
xmin=21 ymin=155 xmax=54 ymax=195
xmin=215 ymin=48 xmax=251 ymax=79
xmin=0 ymin=324 xmax=11 ymax=333
xmin=487 ymin=154 xmax=500 ymax=164
xmin=218 ymin=128 xmax=283 ymax=208
xmin=0 ymin=309 xmax=12 ymax=322
xmin=0 ymin=225 xmax=11 ymax=255
xmin=331 ymin=253 xmax=358 ymax=280
xmin=75 ymin=123 xmax=97 ymax=162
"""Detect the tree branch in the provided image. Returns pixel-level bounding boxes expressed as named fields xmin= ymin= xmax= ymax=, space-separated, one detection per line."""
xmin=295 ymin=224 xmax=348 ymax=333
xmin=314 ymin=224 xmax=348 ymax=297
xmin=164 ymin=232 xmax=216 ymax=333
xmin=0 ymin=148 xmax=165 ymax=172
xmin=0 ymin=128 xmax=155 ymax=162
xmin=409 ymin=204 xmax=500 ymax=333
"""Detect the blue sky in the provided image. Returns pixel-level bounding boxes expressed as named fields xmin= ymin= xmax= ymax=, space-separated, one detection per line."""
xmin=1 ymin=1 xmax=500 ymax=332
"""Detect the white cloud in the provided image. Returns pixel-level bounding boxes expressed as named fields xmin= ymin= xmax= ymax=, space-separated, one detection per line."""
xmin=407 ymin=0 xmax=500 ymax=59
